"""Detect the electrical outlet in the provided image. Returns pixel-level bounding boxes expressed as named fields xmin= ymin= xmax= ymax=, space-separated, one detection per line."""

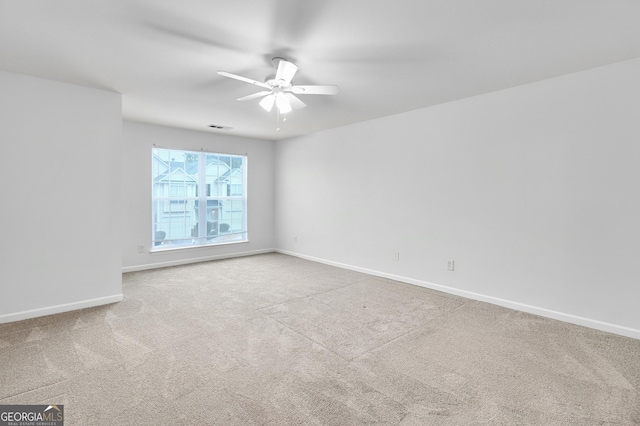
xmin=447 ymin=259 xmax=455 ymax=271
xmin=394 ymin=252 xmax=400 ymax=261
xmin=293 ymin=236 xmax=297 ymax=243
xmin=137 ymin=245 xmax=145 ymax=253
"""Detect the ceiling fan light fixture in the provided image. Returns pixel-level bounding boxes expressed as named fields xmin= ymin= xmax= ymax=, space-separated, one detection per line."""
xmin=275 ymin=92 xmax=292 ymax=114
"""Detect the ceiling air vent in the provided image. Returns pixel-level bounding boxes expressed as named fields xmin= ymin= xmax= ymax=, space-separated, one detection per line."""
xmin=208 ymin=124 xmax=232 ymax=130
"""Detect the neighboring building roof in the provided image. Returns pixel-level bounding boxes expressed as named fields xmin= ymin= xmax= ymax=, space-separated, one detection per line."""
xmin=156 ymin=159 xmax=240 ymax=183
xmin=153 ymin=166 xmax=197 ymax=183
xmin=214 ymin=168 xmax=243 ymax=183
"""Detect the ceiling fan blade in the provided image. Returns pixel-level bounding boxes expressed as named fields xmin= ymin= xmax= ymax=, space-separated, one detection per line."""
xmin=236 ymin=91 xmax=272 ymax=101
xmin=291 ymin=85 xmax=339 ymax=95
xmin=259 ymin=95 xmax=275 ymax=112
xmin=217 ymin=71 xmax=270 ymax=89
xmin=287 ymin=93 xmax=307 ymax=110
xmin=275 ymin=60 xmax=298 ymax=84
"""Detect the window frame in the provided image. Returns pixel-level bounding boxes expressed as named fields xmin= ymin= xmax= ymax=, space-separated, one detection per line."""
xmin=151 ymin=147 xmax=248 ymax=251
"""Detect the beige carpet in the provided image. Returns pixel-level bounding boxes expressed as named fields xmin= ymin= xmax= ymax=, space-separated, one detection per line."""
xmin=1 ymin=253 xmax=639 ymax=425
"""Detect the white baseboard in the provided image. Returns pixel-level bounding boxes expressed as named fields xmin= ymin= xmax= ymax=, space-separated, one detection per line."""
xmin=276 ymin=249 xmax=640 ymax=341
xmin=0 ymin=294 xmax=124 ymax=324
xmin=122 ymin=248 xmax=276 ymax=273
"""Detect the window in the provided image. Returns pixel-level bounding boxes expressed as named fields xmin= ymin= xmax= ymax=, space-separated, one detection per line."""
xmin=152 ymin=148 xmax=247 ymax=250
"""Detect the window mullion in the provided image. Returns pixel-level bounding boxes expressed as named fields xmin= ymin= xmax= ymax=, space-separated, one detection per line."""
xmin=197 ymin=152 xmax=208 ymax=241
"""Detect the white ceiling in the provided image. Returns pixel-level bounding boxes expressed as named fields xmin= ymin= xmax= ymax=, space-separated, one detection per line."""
xmin=2 ymin=0 xmax=639 ymax=141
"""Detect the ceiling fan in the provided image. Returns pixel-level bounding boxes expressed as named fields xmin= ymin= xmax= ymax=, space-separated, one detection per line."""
xmin=217 ymin=57 xmax=339 ymax=115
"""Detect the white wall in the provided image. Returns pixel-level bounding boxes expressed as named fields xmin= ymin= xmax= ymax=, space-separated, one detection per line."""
xmin=0 ymin=71 xmax=123 ymax=322
xmin=275 ymin=58 xmax=640 ymax=338
xmin=122 ymin=121 xmax=275 ymax=271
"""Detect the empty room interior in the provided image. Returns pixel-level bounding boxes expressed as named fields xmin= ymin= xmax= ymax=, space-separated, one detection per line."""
xmin=1 ymin=1 xmax=639 ymax=424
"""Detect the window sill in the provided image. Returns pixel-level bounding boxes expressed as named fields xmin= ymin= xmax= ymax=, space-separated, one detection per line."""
xmin=150 ymin=239 xmax=249 ymax=255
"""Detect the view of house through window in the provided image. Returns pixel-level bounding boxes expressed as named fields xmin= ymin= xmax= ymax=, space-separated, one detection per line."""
xmin=152 ymin=147 xmax=247 ymax=250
